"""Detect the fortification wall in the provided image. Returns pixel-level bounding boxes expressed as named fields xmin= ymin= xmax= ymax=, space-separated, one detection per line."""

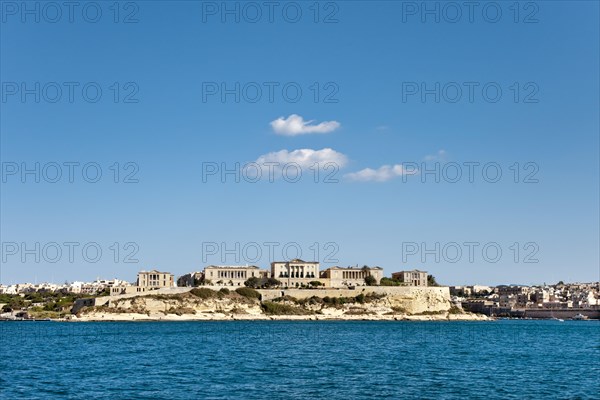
xmin=523 ymin=308 xmax=600 ymax=319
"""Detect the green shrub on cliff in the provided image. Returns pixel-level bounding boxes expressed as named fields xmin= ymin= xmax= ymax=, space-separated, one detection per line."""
xmin=244 ymin=277 xmax=261 ymax=288
xmin=245 ymin=277 xmax=281 ymax=288
xmin=261 ymin=301 xmax=309 ymax=315
xmin=190 ymin=288 xmax=217 ymax=299
xmin=272 ymin=295 xmax=298 ymax=303
xmin=364 ymin=275 xmax=377 ymax=286
xmin=323 ymin=296 xmax=352 ymax=306
xmin=296 ymin=296 xmax=323 ymax=306
xmin=380 ymin=277 xmax=402 ymax=286
xmin=448 ymin=305 xmax=463 ymax=314
xmin=416 ymin=310 xmax=446 ymax=315
xmin=264 ymin=278 xmax=282 ymax=288
xmin=235 ymin=287 xmax=261 ymax=300
xmin=427 ymin=275 xmax=440 ymax=287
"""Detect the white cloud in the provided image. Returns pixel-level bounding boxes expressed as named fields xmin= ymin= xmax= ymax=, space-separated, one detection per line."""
xmin=345 ymin=164 xmax=418 ymax=182
xmin=256 ymin=148 xmax=348 ymax=169
xmin=270 ymin=114 xmax=341 ymax=136
xmin=424 ymin=149 xmax=447 ymax=162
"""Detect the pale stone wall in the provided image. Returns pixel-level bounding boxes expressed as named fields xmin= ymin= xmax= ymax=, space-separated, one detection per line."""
xmin=110 ymin=286 xmax=156 ymax=296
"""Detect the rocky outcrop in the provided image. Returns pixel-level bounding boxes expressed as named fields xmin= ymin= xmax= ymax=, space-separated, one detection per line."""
xmin=384 ymin=287 xmax=451 ymax=314
xmin=72 ymin=287 xmax=490 ymax=322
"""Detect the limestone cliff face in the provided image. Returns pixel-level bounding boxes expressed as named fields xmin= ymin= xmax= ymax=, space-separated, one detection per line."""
xmin=73 ymin=286 xmax=483 ymax=321
xmin=383 ymin=288 xmax=451 ymax=314
xmin=101 ymin=292 xmax=264 ymax=316
xmin=258 ymin=286 xmax=452 ymax=314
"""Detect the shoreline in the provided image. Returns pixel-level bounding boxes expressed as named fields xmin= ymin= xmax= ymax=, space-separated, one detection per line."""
xmin=8 ymin=314 xmax=600 ymax=322
xmin=66 ymin=311 xmax=491 ymax=322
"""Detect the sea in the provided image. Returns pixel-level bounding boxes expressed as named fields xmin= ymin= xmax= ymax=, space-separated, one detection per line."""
xmin=0 ymin=320 xmax=598 ymax=399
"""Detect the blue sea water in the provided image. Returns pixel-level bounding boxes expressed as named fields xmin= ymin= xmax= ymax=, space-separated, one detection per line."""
xmin=0 ymin=320 xmax=598 ymax=399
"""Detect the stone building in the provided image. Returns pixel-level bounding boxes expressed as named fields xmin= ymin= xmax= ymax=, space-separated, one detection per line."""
xmin=271 ymin=259 xmax=320 ymax=288
xmin=137 ymin=270 xmax=174 ymax=289
xmin=391 ymin=270 xmax=428 ymax=286
xmin=496 ymin=285 xmax=530 ymax=296
xmin=321 ymin=266 xmax=383 ymax=288
xmin=110 ymin=270 xmax=174 ymax=295
xmin=203 ymin=265 xmax=269 ymax=286
xmin=110 ymin=285 xmax=150 ymax=296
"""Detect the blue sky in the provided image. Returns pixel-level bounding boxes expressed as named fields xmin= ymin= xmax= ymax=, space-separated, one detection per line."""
xmin=1 ymin=1 xmax=598 ymax=286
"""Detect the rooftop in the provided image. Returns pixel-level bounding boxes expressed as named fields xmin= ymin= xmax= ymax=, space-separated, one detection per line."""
xmin=138 ymin=270 xmax=173 ymax=275
xmin=393 ymin=269 xmax=428 ymax=274
xmin=272 ymin=259 xmax=319 ymax=264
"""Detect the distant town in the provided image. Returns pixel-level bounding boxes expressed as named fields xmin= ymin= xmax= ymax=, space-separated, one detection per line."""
xmin=452 ymin=282 xmax=600 ymax=319
xmin=1 ymin=259 xmax=599 ymax=320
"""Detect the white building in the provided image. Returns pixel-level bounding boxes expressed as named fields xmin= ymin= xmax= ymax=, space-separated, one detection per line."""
xmin=271 ymin=259 xmax=320 ymax=288
xmin=203 ymin=265 xmax=269 ymax=286
xmin=391 ymin=270 xmax=428 ymax=286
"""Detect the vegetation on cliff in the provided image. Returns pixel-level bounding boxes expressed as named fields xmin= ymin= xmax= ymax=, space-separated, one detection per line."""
xmin=427 ymin=275 xmax=440 ymax=287
xmin=1 ymin=292 xmax=96 ymax=318
xmin=72 ymin=286 xmax=473 ymax=320
xmin=379 ymin=277 xmax=404 ymax=286
xmin=235 ymin=287 xmax=261 ymax=300
xmin=244 ymin=277 xmax=282 ymax=289
xmin=190 ymin=288 xmax=218 ymax=299
xmin=261 ymin=301 xmax=311 ymax=315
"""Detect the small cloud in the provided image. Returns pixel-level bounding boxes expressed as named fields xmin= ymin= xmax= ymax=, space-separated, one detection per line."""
xmin=270 ymin=114 xmax=341 ymax=136
xmin=375 ymin=125 xmax=389 ymax=131
xmin=345 ymin=164 xmax=418 ymax=182
xmin=256 ymin=148 xmax=348 ymax=172
xmin=424 ymin=149 xmax=447 ymax=162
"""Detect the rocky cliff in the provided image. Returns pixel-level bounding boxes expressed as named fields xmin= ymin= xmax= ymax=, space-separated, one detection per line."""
xmin=72 ymin=287 xmax=489 ymax=321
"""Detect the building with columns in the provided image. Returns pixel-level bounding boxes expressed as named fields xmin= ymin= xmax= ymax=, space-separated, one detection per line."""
xmin=321 ymin=266 xmax=384 ymax=288
xmin=271 ymin=259 xmax=320 ymax=288
xmin=203 ymin=265 xmax=270 ymax=286
xmin=391 ymin=270 xmax=428 ymax=287
xmin=137 ymin=270 xmax=174 ymax=289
